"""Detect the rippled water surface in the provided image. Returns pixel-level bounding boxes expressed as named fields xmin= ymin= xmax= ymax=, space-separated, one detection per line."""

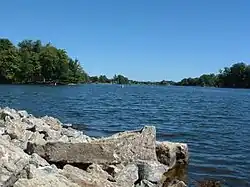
xmin=0 ymin=84 xmax=249 ymax=186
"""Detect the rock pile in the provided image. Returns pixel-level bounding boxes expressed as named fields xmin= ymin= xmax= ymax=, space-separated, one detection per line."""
xmin=0 ymin=107 xmax=189 ymax=187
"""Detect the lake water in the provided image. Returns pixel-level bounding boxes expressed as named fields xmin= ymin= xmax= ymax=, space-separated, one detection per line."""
xmin=0 ymin=84 xmax=249 ymax=187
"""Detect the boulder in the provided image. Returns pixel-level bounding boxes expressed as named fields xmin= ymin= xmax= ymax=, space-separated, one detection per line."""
xmin=27 ymin=126 xmax=157 ymax=165
xmin=6 ymin=121 xmax=26 ymax=140
xmin=18 ymin=110 xmax=29 ymax=118
xmin=115 ymin=164 xmax=138 ymax=187
xmin=13 ymin=173 xmax=80 ymax=187
xmin=29 ymin=153 xmax=50 ymax=167
xmin=41 ymin=116 xmax=62 ymax=131
xmin=135 ymin=179 xmax=155 ymax=187
xmin=0 ymin=107 xmax=20 ymax=121
xmin=61 ymin=164 xmax=115 ymax=187
xmin=167 ymin=179 xmax=187 ymax=187
xmin=156 ymin=141 xmax=188 ymax=169
xmin=0 ymin=138 xmax=30 ymax=187
xmin=137 ymin=160 xmax=169 ymax=184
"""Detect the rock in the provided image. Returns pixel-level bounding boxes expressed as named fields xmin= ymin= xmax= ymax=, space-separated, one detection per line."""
xmin=0 ymin=120 xmax=5 ymax=127
xmin=0 ymin=127 xmax=5 ymax=135
xmin=61 ymin=164 xmax=115 ymax=187
xmin=1 ymin=134 xmax=11 ymax=142
xmin=167 ymin=179 xmax=187 ymax=187
xmin=58 ymin=135 xmax=69 ymax=142
xmin=0 ymin=107 xmax=20 ymax=121
xmin=29 ymin=153 xmax=50 ymax=167
xmin=156 ymin=141 xmax=188 ymax=169
xmin=6 ymin=121 xmax=26 ymax=140
xmin=115 ymin=164 xmax=138 ymax=186
xmin=41 ymin=116 xmax=62 ymax=131
xmin=27 ymin=126 xmax=157 ymax=165
xmin=18 ymin=110 xmax=29 ymax=118
xmin=22 ymin=117 xmax=48 ymax=132
xmin=86 ymin=164 xmax=112 ymax=180
xmin=68 ymin=134 xmax=93 ymax=143
xmin=135 ymin=179 xmax=155 ymax=187
xmin=28 ymin=164 xmax=58 ymax=179
xmin=62 ymin=127 xmax=83 ymax=138
xmin=0 ymin=138 xmax=30 ymax=186
xmin=13 ymin=173 xmax=80 ymax=187
xmin=137 ymin=160 xmax=169 ymax=184
xmin=28 ymin=132 xmax=46 ymax=145
xmin=11 ymin=130 xmax=34 ymax=150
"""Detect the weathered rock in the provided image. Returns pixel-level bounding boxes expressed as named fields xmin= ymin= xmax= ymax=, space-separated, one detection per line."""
xmin=18 ymin=110 xmax=29 ymax=118
xmin=0 ymin=127 xmax=5 ymax=135
xmin=115 ymin=163 xmax=138 ymax=187
xmin=28 ymin=164 xmax=58 ymax=179
xmin=0 ymin=138 xmax=30 ymax=186
xmin=61 ymin=127 xmax=83 ymax=138
xmin=11 ymin=130 xmax=34 ymax=150
xmin=1 ymin=134 xmax=11 ymax=142
xmin=27 ymin=126 xmax=157 ymax=165
xmin=135 ymin=179 xmax=155 ymax=187
xmin=28 ymin=132 xmax=46 ymax=146
xmin=86 ymin=163 xmax=112 ymax=180
xmin=22 ymin=117 xmax=48 ymax=132
xmin=61 ymin=164 xmax=115 ymax=187
xmin=0 ymin=119 xmax=5 ymax=127
xmin=156 ymin=141 xmax=188 ymax=169
xmin=167 ymin=179 xmax=187 ymax=187
xmin=58 ymin=135 xmax=69 ymax=142
xmin=137 ymin=160 xmax=169 ymax=184
xmin=0 ymin=107 xmax=20 ymax=121
xmin=6 ymin=121 xmax=26 ymax=140
xmin=41 ymin=116 xmax=62 ymax=131
xmin=13 ymin=173 xmax=80 ymax=187
xmin=29 ymin=153 xmax=50 ymax=167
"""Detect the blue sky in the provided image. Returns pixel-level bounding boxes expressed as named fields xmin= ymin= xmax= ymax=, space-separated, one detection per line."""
xmin=1 ymin=1 xmax=250 ymax=81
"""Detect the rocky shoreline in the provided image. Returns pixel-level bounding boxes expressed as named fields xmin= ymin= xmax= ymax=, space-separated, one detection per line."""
xmin=0 ymin=107 xmax=188 ymax=187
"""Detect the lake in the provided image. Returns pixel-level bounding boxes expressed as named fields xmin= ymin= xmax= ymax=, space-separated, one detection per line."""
xmin=0 ymin=84 xmax=249 ymax=187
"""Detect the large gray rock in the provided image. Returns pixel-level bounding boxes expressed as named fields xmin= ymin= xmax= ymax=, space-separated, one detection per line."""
xmin=6 ymin=121 xmax=26 ymax=140
xmin=137 ymin=160 xmax=169 ymax=184
xmin=0 ymin=107 xmax=20 ymax=121
xmin=156 ymin=141 xmax=188 ymax=169
xmin=41 ymin=116 xmax=62 ymax=131
xmin=27 ymin=126 xmax=157 ymax=165
xmin=61 ymin=164 xmax=115 ymax=187
xmin=0 ymin=138 xmax=30 ymax=187
xmin=29 ymin=153 xmax=50 ymax=167
xmin=115 ymin=164 xmax=138 ymax=187
xmin=13 ymin=173 xmax=80 ymax=187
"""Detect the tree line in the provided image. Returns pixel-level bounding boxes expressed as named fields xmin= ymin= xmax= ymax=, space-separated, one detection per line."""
xmin=0 ymin=38 xmax=88 ymax=84
xmin=175 ymin=62 xmax=250 ymax=88
xmin=1 ymin=38 xmax=249 ymax=88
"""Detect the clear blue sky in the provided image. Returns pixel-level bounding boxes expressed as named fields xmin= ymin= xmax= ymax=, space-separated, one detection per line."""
xmin=1 ymin=1 xmax=250 ymax=81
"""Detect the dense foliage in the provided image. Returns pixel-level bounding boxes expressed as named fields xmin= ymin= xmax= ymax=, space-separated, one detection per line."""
xmin=176 ymin=63 xmax=250 ymax=88
xmin=0 ymin=38 xmax=88 ymax=84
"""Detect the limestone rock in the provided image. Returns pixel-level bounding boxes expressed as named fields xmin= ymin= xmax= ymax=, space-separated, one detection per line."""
xmin=13 ymin=174 xmax=80 ymax=187
xmin=29 ymin=153 xmax=50 ymax=167
xmin=0 ymin=138 xmax=30 ymax=186
xmin=41 ymin=116 xmax=62 ymax=131
xmin=156 ymin=141 xmax=188 ymax=169
xmin=61 ymin=164 xmax=115 ymax=187
xmin=86 ymin=163 xmax=112 ymax=180
xmin=135 ymin=179 xmax=155 ymax=187
xmin=27 ymin=126 xmax=157 ymax=165
xmin=6 ymin=121 xmax=26 ymax=140
xmin=115 ymin=164 xmax=138 ymax=187
xmin=137 ymin=160 xmax=169 ymax=184
xmin=18 ymin=110 xmax=29 ymax=118
xmin=167 ymin=179 xmax=187 ymax=187
xmin=0 ymin=107 xmax=20 ymax=121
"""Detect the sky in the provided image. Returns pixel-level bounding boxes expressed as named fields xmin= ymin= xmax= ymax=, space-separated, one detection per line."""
xmin=0 ymin=1 xmax=250 ymax=81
